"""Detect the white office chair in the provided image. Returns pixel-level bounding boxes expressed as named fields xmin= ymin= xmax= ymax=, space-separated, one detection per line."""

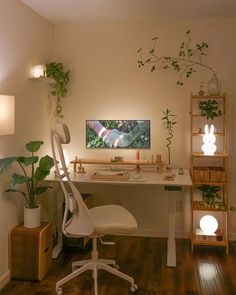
xmin=51 ymin=123 xmax=138 ymax=295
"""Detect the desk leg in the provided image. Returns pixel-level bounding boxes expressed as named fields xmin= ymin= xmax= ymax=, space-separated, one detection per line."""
xmin=167 ymin=193 xmax=176 ymax=267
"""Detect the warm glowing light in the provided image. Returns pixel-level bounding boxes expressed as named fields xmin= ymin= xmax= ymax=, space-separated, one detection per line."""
xmin=200 ymin=215 xmax=218 ymax=235
xmin=198 ymin=262 xmax=217 ymax=281
xmin=201 ymin=124 xmax=217 ymax=155
xmin=0 ymin=95 xmax=15 ymax=135
xmin=32 ymin=64 xmax=46 ymax=78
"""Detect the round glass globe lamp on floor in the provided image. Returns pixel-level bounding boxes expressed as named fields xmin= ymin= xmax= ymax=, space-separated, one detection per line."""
xmin=200 ymin=215 xmax=218 ymax=235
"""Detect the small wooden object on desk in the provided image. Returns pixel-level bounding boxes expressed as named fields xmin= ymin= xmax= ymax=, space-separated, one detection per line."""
xmin=10 ymin=222 xmax=52 ymax=281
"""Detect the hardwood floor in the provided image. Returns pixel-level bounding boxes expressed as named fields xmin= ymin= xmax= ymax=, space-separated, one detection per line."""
xmin=1 ymin=236 xmax=236 ymax=295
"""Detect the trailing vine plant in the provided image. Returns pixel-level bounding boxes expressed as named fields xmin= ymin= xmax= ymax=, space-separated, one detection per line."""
xmin=161 ymin=109 xmax=178 ymax=165
xmin=137 ymin=29 xmax=219 ymax=94
xmin=46 ymin=62 xmax=70 ymax=119
xmin=199 ymin=99 xmax=222 ymax=119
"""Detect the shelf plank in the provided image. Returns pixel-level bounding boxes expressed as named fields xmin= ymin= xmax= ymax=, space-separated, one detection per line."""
xmin=192 ymin=152 xmax=228 ymax=158
xmin=30 ymin=76 xmax=55 ymax=84
xmin=71 ymin=158 xmax=162 ymax=166
xmin=191 ymin=114 xmax=225 ymax=118
xmin=192 ymin=132 xmax=224 ymax=136
xmin=192 ymin=201 xmax=227 ymax=211
xmin=191 ymin=238 xmax=227 ymax=247
xmin=191 ymin=94 xmax=226 ymax=99
xmin=192 ymin=181 xmax=227 ymax=185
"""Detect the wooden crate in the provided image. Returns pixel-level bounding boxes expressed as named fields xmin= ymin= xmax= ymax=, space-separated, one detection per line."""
xmin=193 ymin=167 xmax=209 ymax=182
xmin=10 ymin=222 xmax=52 ymax=281
xmin=210 ymin=167 xmax=227 ymax=182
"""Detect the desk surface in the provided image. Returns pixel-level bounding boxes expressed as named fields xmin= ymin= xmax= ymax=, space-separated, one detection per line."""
xmin=47 ymin=168 xmax=192 ymax=187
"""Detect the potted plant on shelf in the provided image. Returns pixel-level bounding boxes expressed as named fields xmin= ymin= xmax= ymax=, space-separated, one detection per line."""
xmin=0 ymin=141 xmax=54 ymax=228
xmin=45 ymin=62 xmax=70 ymax=119
xmin=198 ymin=184 xmax=224 ymax=208
xmin=161 ymin=108 xmax=178 ymax=168
xmin=199 ymin=99 xmax=222 ymax=119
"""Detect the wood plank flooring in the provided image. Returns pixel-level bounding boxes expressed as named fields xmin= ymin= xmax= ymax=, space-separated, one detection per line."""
xmin=1 ymin=236 xmax=236 ymax=295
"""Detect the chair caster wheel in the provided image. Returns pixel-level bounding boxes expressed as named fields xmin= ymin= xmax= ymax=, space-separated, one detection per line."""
xmin=56 ymin=287 xmax=63 ymax=295
xmin=130 ymin=284 xmax=138 ymax=293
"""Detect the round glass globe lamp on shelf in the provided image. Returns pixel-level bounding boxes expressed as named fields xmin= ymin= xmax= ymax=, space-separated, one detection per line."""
xmin=200 ymin=215 xmax=218 ymax=235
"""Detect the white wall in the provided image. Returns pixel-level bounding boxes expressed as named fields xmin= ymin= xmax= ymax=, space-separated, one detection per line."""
xmin=53 ymin=17 xmax=236 ymax=237
xmin=0 ymin=0 xmax=53 ymax=288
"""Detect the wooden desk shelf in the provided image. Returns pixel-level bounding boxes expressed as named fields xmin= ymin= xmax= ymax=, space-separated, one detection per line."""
xmin=71 ymin=157 xmax=163 ymax=173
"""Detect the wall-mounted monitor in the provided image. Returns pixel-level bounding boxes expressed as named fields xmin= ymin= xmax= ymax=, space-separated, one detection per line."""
xmin=86 ymin=120 xmax=150 ymax=149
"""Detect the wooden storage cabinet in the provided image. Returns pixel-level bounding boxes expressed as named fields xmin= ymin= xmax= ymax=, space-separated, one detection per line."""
xmin=190 ymin=94 xmax=228 ymax=252
xmin=10 ymin=222 xmax=52 ymax=281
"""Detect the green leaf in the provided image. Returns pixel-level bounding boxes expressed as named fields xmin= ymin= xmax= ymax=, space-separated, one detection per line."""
xmin=39 ymin=155 xmax=54 ymax=171
xmin=34 ymin=156 xmax=54 ymax=183
xmin=0 ymin=157 xmax=19 ymax=174
xmin=34 ymin=168 xmax=50 ymax=182
xmin=151 ymin=65 xmax=156 ymax=72
xmin=18 ymin=156 xmax=38 ymax=166
xmin=9 ymin=173 xmax=32 ymax=187
xmin=26 ymin=141 xmax=44 ymax=153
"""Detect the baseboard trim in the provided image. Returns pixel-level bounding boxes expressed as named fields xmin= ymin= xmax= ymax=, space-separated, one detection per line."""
xmin=0 ymin=270 xmax=10 ymax=290
xmin=134 ymin=229 xmax=190 ymax=239
xmin=135 ymin=230 xmax=236 ymax=241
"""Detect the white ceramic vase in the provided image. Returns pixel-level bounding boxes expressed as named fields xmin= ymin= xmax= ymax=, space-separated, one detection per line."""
xmin=24 ymin=205 xmax=41 ymax=228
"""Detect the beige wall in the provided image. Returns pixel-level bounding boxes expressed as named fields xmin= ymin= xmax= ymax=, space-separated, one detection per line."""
xmin=53 ymin=17 xmax=236 ymax=237
xmin=0 ymin=0 xmax=54 ymax=288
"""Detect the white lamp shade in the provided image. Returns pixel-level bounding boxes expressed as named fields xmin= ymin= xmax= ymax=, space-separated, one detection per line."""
xmin=0 ymin=95 xmax=15 ymax=135
xmin=32 ymin=64 xmax=46 ymax=78
xmin=200 ymin=215 xmax=218 ymax=235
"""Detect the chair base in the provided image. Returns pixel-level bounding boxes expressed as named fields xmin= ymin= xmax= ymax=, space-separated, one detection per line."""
xmin=55 ymin=237 xmax=138 ymax=295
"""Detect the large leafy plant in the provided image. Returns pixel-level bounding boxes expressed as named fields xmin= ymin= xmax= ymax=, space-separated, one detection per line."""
xmin=46 ymin=62 xmax=70 ymax=119
xmin=0 ymin=141 xmax=54 ymax=208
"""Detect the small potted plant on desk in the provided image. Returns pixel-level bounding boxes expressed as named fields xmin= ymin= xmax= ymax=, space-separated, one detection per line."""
xmin=0 ymin=141 xmax=54 ymax=228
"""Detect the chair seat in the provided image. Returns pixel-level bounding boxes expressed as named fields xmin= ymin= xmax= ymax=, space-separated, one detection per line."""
xmin=89 ymin=205 xmax=138 ymax=235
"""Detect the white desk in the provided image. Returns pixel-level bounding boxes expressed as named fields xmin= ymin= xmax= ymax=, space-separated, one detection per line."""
xmin=46 ymin=168 xmax=192 ymax=267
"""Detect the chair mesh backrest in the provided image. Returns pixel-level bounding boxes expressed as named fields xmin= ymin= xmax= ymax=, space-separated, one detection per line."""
xmin=51 ymin=122 xmax=94 ymax=237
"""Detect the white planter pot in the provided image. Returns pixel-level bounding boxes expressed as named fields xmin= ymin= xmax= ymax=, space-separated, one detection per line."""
xmin=24 ymin=205 xmax=41 ymax=228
